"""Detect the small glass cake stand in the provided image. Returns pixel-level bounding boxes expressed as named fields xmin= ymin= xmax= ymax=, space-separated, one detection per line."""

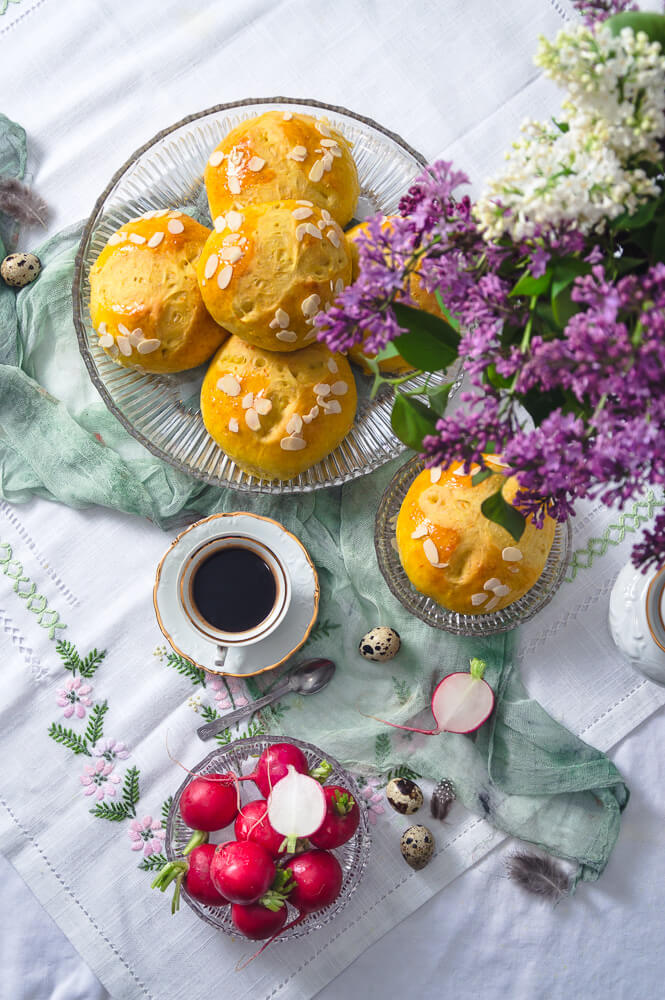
xmin=165 ymin=735 xmax=371 ymax=939
xmin=374 ymin=456 xmax=572 ymax=636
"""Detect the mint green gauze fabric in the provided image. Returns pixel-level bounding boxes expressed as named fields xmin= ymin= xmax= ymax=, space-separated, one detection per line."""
xmin=0 ymin=115 xmax=627 ymax=885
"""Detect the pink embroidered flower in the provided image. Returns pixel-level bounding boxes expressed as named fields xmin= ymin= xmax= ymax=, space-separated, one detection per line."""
xmin=56 ymin=677 xmax=93 ymax=719
xmin=206 ymin=674 xmax=249 ymax=711
xmin=128 ymin=815 xmax=167 ymax=856
xmin=91 ymin=738 xmax=130 ymax=762
xmin=360 ymin=777 xmax=386 ymax=826
xmin=80 ymin=760 xmax=121 ymax=801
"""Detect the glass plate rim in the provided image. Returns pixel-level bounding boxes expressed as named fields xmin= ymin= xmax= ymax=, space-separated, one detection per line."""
xmin=374 ymin=455 xmax=573 ymax=636
xmin=71 ymin=96 xmax=428 ymax=495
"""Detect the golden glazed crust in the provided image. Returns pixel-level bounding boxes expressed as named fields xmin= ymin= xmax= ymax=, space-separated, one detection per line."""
xmin=201 ymin=336 xmax=357 ymax=481
xmin=204 ymin=111 xmax=359 ymax=226
xmin=396 ymin=460 xmax=556 ymax=614
xmin=89 ymin=212 xmax=228 ymax=373
xmin=196 ymin=200 xmax=351 ymax=353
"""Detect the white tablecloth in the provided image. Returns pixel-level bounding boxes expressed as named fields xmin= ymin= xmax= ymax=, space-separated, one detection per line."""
xmin=2 ymin=0 xmax=665 ymax=997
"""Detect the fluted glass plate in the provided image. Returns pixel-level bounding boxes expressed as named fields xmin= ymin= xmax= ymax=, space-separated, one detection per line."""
xmin=165 ymin=735 xmax=371 ymax=939
xmin=375 ymin=456 xmax=572 ymax=636
xmin=72 ymin=97 xmax=430 ymax=494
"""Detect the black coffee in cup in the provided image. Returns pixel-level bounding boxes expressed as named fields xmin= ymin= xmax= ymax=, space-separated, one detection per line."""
xmin=191 ymin=546 xmax=277 ymax=633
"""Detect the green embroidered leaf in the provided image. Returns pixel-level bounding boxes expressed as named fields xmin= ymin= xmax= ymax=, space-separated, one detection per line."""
xmin=215 ymin=728 xmax=232 ymax=745
xmin=268 ymin=701 xmax=291 ymax=723
xmin=161 ymin=796 xmax=173 ymax=827
xmin=48 ymin=723 xmax=90 ymax=756
xmin=79 ymin=648 xmax=106 ymax=679
xmin=307 ymin=619 xmax=340 ymax=642
xmin=481 ymin=489 xmax=526 ymax=543
xmin=375 ymin=732 xmax=391 ymax=767
xmin=165 ymin=651 xmax=207 ymax=687
xmin=199 ymin=704 xmax=219 ymax=723
xmin=121 ymin=766 xmax=140 ymax=817
xmin=385 ymin=763 xmax=423 ymax=783
xmin=391 ymin=677 xmax=411 ymax=706
xmin=244 ymin=720 xmax=266 ymax=739
xmin=84 ymin=702 xmax=108 ymax=747
xmin=90 ymin=801 xmax=131 ymax=822
xmin=138 ymin=853 xmax=168 ymax=872
xmin=56 ymin=639 xmax=81 ymax=674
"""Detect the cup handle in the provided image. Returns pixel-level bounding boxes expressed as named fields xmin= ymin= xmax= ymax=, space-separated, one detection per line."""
xmin=214 ymin=645 xmax=228 ymax=670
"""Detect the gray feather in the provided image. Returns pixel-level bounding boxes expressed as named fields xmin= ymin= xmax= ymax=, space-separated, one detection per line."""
xmin=506 ymin=851 xmax=570 ymax=902
xmin=0 ymin=179 xmax=48 ymax=227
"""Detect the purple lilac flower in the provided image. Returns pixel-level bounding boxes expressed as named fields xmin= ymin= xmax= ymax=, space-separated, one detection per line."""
xmin=571 ymin=0 xmax=639 ymax=27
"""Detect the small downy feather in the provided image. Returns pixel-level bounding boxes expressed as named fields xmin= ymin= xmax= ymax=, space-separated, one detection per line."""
xmin=430 ymin=779 xmax=456 ymax=821
xmin=0 ymin=179 xmax=48 ymax=227
xmin=506 ymin=851 xmax=570 ymax=903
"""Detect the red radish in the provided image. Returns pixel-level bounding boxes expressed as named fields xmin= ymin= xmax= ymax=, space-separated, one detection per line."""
xmin=241 ymin=743 xmax=309 ymax=798
xmin=231 ymin=901 xmax=288 ymax=940
xmin=210 ymin=841 xmax=275 ymax=904
xmin=369 ymin=658 xmax=495 ymax=736
xmin=267 ymin=765 xmax=327 ymax=853
xmin=234 ymin=799 xmax=288 ymax=857
xmin=179 ymin=772 xmax=239 ymax=832
xmin=309 ymin=786 xmax=360 ymax=850
xmin=151 ymin=844 xmax=228 ymax=914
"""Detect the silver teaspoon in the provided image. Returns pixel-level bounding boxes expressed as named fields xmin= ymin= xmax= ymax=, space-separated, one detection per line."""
xmin=196 ymin=658 xmax=336 ymax=741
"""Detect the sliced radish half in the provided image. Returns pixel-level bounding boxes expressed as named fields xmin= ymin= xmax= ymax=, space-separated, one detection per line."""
xmin=267 ymin=765 xmax=327 ymax=853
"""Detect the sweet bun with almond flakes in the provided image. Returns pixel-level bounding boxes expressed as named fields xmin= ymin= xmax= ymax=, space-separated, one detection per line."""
xmin=204 ymin=110 xmax=359 ymax=227
xmin=200 ymin=336 xmax=357 ymax=481
xmin=396 ymin=457 xmax=556 ymax=615
xmin=196 ymin=199 xmax=351 ymax=353
xmin=89 ymin=211 xmax=228 ymax=373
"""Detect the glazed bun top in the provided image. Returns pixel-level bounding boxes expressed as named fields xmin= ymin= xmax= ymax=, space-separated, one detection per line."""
xmin=204 ymin=110 xmax=359 ymax=227
xmin=396 ymin=458 xmax=556 ymax=615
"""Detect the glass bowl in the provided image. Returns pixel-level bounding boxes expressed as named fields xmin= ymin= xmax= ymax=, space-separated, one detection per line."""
xmin=72 ymin=97 xmax=433 ymax=494
xmin=374 ymin=456 xmax=572 ymax=636
xmin=165 ymin=735 xmax=371 ymax=939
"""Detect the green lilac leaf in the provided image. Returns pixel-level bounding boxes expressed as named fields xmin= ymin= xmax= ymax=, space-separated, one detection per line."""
xmin=391 ymin=394 xmax=439 ymax=451
xmin=392 ymin=328 xmax=457 ymax=371
xmin=426 ymin=382 xmax=454 ymax=417
xmin=374 ymin=342 xmax=401 ymax=362
xmin=550 ymin=258 xmax=590 ymax=300
xmin=480 ymin=489 xmax=526 ymax=542
xmin=611 ymin=198 xmax=658 ymax=232
xmin=471 ymin=468 xmax=493 ymax=486
xmin=392 ymin=301 xmax=460 ymax=349
xmin=606 ymin=11 xmax=665 ymax=48
xmin=509 ymin=269 xmax=552 ymax=298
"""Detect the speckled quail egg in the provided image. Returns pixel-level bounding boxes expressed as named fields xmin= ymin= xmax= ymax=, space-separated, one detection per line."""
xmin=358 ymin=626 xmax=401 ymax=662
xmin=400 ymin=824 xmax=435 ymax=870
xmin=1 ymin=252 xmax=41 ymax=288
xmin=386 ymin=777 xmax=424 ymax=815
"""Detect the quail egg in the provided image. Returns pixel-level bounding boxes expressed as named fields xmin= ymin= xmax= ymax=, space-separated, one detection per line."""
xmin=1 ymin=252 xmax=41 ymax=288
xmin=386 ymin=777 xmax=424 ymax=815
xmin=358 ymin=626 xmax=401 ymax=662
xmin=400 ymin=824 xmax=435 ymax=870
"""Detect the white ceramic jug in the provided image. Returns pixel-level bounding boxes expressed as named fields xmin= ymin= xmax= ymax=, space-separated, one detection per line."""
xmin=609 ymin=562 xmax=665 ymax=686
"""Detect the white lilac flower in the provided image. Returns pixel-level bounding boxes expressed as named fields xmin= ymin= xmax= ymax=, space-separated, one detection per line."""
xmin=475 ymin=23 xmax=665 ymax=241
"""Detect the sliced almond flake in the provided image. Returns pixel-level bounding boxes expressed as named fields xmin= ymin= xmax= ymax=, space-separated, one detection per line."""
xmin=288 ymin=145 xmax=307 ymax=162
xmin=242 ymin=392 xmax=254 ymax=409
xmin=308 ymin=159 xmax=325 ymax=183
xmin=423 ymin=538 xmax=439 ymax=566
xmin=502 ymin=546 xmax=523 ymax=562
xmin=98 ymin=333 xmax=114 ymax=348
xmin=320 ymin=139 xmax=338 ymax=149
xmin=295 ymin=224 xmax=307 ymax=242
xmin=208 ymin=150 xmax=225 ymax=167
xmin=222 ymin=234 xmax=240 ymax=245
xmin=137 ymin=338 xmax=161 ymax=354
xmin=313 ymin=382 xmax=330 ymax=396
xmin=335 ymin=278 xmax=344 ymax=294
xmin=304 ymin=330 xmax=318 ymax=342
xmin=147 ymin=231 xmax=164 ymax=248
xmin=330 ymin=380 xmax=348 ymax=395
xmin=316 ymin=120 xmax=332 ymax=137
xmin=217 ymin=373 xmax=241 ymax=396
xmin=220 ymin=246 xmax=242 ymax=263
xmin=280 ymin=436 xmax=306 ymax=451
xmin=98 ymin=322 xmax=108 ymax=336
xmin=327 ymin=358 xmax=338 ymax=374
xmin=275 ymin=308 xmax=289 ymax=327
xmin=117 ymin=324 xmax=131 ymax=337
xmin=226 ymin=210 xmax=244 ymax=231
xmin=471 ymin=592 xmax=488 ymax=607
xmin=247 ymin=156 xmax=265 ymax=172
xmin=245 ymin=408 xmax=261 ymax=431
xmin=269 ymin=318 xmax=281 ymax=329
xmin=292 ymin=206 xmax=313 ymax=220
xmin=214 ymin=215 xmax=226 ymax=233
xmin=509 ymin=567 xmax=520 ymax=574
xmin=493 ymin=584 xmax=511 ymax=598
xmin=107 ymin=232 xmax=127 ymax=246
xmin=301 ymin=294 xmax=321 ymax=316
xmin=322 ymin=152 xmax=334 ymax=172
xmin=296 ymin=200 xmax=314 ymax=207
xmin=228 ymin=176 xmax=241 ymax=194
xmin=317 ymin=219 xmax=326 ymax=230
xmin=167 ymin=210 xmax=182 ymax=218
xmin=141 ymin=211 xmax=156 ymax=220
xmin=321 ymin=209 xmax=333 ymax=224
xmin=411 ymin=523 xmax=429 ymax=539
xmin=204 ymin=254 xmax=218 ymax=280
xmin=435 ymin=562 xmax=449 ymax=569
xmin=302 ymin=405 xmax=319 ymax=423
xmin=154 ymin=209 xmax=169 ymax=218
xmin=217 ymin=265 xmax=233 ymax=289
xmin=430 ymin=467 xmax=442 ymax=484
xmin=129 ymin=233 xmax=147 ymax=244
xmin=129 ymin=329 xmax=143 ymax=346
xmin=283 ymin=110 xmax=293 ymax=121
xmin=451 ymin=462 xmax=480 ymax=477
xmin=326 ymin=229 xmax=341 ymax=248
xmin=116 ymin=336 xmax=132 ymax=356
xmin=276 ymin=330 xmax=298 ymax=343
xmin=330 ymin=146 xmax=342 ymax=158
xmin=167 ymin=219 xmax=185 ymax=234
xmin=323 ymin=399 xmax=342 ymax=415
xmin=254 ymin=397 xmax=272 ymax=415
xmin=229 ymin=418 xmax=239 ymax=433
xmin=485 ymin=595 xmax=500 ymax=612
xmin=305 ymin=222 xmax=322 ymax=240
xmin=286 ymin=414 xmax=303 ymax=435
xmin=484 ymin=578 xmax=502 ymax=592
